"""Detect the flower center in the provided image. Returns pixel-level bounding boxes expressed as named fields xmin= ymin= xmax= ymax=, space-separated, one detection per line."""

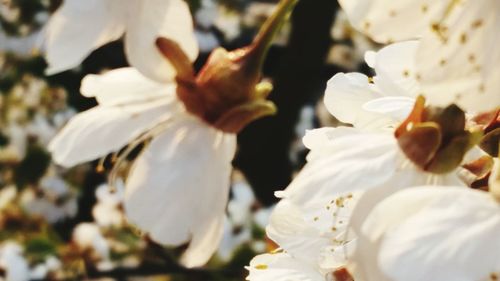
xmin=395 ymin=96 xmax=482 ymax=174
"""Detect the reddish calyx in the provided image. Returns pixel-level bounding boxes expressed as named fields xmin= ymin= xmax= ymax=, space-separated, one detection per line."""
xmin=395 ymin=96 xmax=482 ymax=174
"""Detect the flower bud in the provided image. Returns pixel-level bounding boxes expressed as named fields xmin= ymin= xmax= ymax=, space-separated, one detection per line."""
xmin=156 ymin=0 xmax=298 ymax=133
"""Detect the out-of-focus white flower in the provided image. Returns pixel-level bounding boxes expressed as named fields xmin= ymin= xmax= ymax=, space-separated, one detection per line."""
xmin=0 ymin=29 xmax=40 ymax=56
xmin=218 ymin=217 xmax=253 ymax=262
xmin=214 ymin=8 xmax=241 ymax=42
xmin=0 ymin=242 xmax=30 ymax=281
xmin=0 ymin=186 xmax=17 ymax=211
xmin=338 ymin=0 xmax=500 ymax=112
xmin=43 ymin=0 xmax=198 ymax=82
xmin=195 ymin=30 xmax=220 ymax=53
xmin=329 ymin=10 xmax=377 ymax=70
xmin=352 ymin=186 xmax=500 ymax=281
xmin=73 ymin=223 xmax=110 ymax=260
xmin=195 ymin=0 xmax=218 ymax=29
xmin=49 ymin=68 xmax=236 ymax=267
xmin=92 ymin=183 xmax=124 ymax=227
xmin=228 ymin=181 xmax=256 ymax=226
xmin=0 ymin=124 xmax=27 ymax=161
xmin=29 ymin=256 xmax=61 ymax=280
xmin=20 ymin=175 xmax=78 ymax=223
xmin=295 ymin=106 xmax=315 ymax=139
xmin=218 ymin=179 xmax=256 ymax=262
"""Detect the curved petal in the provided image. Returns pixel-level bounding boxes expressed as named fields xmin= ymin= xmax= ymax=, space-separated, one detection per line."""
xmin=266 ymin=200 xmax=331 ymax=264
xmin=362 ymin=96 xmax=415 ymax=122
xmin=279 ymin=130 xmax=400 ymax=209
xmin=338 ymin=0 xmax=449 ymax=43
xmin=416 ymin=0 xmax=500 ymax=112
xmin=246 ymin=253 xmax=324 ymax=281
xmin=124 ymin=115 xmax=236 ymax=267
xmin=362 ymin=187 xmax=500 ymax=281
xmin=125 ymin=0 xmax=199 ymax=82
xmin=43 ymin=0 xmax=125 ymax=74
xmin=324 ymin=72 xmax=381 ymax=125
xmin=48 ymin=100 xmax=176 ymax=167
xmin=370 ymin=41 xmax=420 ymax=97
xmin=302 ymin=127 xmax=360 ymax=155
xmin=81 ymin=67 xmax=174 ymax=106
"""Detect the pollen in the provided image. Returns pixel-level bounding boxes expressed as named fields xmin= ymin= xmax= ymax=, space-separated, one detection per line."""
xmin=363 ymin=21 xmax=371 ymax=31
xmin=439 ymin=59 xmax=447 ymax=66
xmin=402 ymin=69 xmax=410 ymax=77
xmin=389 ymin=10 xmax=397 ymax=17
xmin=468 ymin=54 xmax=476 ymax=63
xmin=479 ymin=84 xmax=485 ymax=93
xmin=255 ymin=264 xmax=268 ymax=270
xmin=471 ymin=19 xmax=483 ymax=29
xmin=421 ymin=4 xmax=428 ymax=13
xmin=459 ymin=33 xmax=467 ymax=44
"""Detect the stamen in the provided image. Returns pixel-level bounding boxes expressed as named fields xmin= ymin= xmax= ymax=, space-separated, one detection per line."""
xmin=108 ymin=118 xmax=174 ymax=189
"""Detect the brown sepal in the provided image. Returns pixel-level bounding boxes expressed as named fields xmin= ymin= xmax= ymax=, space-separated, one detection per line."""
xmin=397 ymin=122 xmax=441 ymax=168
xmin=332 ymin=267 xmax=355 ymax=281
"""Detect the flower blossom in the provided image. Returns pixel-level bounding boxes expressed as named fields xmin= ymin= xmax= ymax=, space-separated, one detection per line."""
xmin=351 ymin=186 xmax=500 ymax=281
xmin=248 ymin=39 xmax=484 ymax=280
xmin=49 ymin=0 xmax=298 ymax=267
xmin=43 ymin=0 xmax=198 ymax=82
xmin=338 ymin=0 xmax=500 ymax=112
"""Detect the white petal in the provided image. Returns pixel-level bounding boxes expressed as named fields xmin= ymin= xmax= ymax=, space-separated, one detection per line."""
xmin=362 ymin=96 xmax=414 ymax=122
xmin=370 ymin=41 xmax=420 ymax=97
xmin=81 ymin=67 xmax=174 ymax=106
xmin=43 ymin=0 xmax=125 ymax=74
xmin=125 ymin=0 xmax=199 ymax=82
xmin=324 ymin=72 xmax=381 ymax=125
xmin=246 ymin=253 xmax=324 ymax=281
xmin=416 ymin=0 xmax=500 ymax=112
xmin=48 ymin=100 xmax=176 ymax=167
xmin=338 ymin=0 xmax=449 ymax=43
xmin=363 ymin=187 xmax=500 ymax=281
xmin=280 ymin=130 xmax=399 ymax=208
xmin=124 ymin=115 xmax=236 ymax=267
xmin=302 ymin=127 xmax=360 ymax=152
xmin=266 ymin=200 xmax=330 ymax=263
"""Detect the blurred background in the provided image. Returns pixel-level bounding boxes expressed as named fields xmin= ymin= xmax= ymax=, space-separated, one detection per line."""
xmin=0 ymin=0 xmax=377 ymax=280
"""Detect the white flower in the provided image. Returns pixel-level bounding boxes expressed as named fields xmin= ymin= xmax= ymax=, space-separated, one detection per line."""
xmin=324 ymin=41 xmax=419 ymax=131
xmin=338 ymin=0 xmax=500 ymax=112
xmin=29 ymin=256 xmax=61 ymax=280
xmin=20 ymin=175 xmax=78 ymax=223
xmin=247 ymin=193 xmax=358 ymax=281
xmin=0 ymin=242 xmax=30 ymax=281
xmin=281 ymin=126 xmax=463 ymax=208
xmin=73 ymin=223 xmax=110 ymax=261
xmin=43 ymin=0 xmax=198 ymax=82
xmin=48 ymin=67 xmax=237 ymax=267
xmin=92 ymin=183 xmax=124 ymax=227
xmin=218 ymin=217 xmax=252 ymax=262
xmin=0 ymin=186 xmax=17 ymax=211
xmin=352 ymin=186 xmax=500 ymax=281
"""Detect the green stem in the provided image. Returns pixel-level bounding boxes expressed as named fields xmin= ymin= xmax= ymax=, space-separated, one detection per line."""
xmin=248 ymin=0 xmax=299 ymax=69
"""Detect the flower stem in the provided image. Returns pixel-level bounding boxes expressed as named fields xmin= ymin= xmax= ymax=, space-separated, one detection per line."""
xmin=248 ymin=0 xmax=299 ymax=69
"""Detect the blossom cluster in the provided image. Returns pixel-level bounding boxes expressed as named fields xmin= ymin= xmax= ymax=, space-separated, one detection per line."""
xmin=248 ymin=1 xmax=500 ymax=280
xmin=1 ymin=0 xmax=498 ymax=280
